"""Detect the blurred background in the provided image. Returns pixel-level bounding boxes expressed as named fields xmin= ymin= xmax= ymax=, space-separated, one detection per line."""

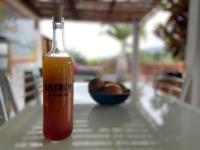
xmin=0 ymin=0 xmax=189 ymax=110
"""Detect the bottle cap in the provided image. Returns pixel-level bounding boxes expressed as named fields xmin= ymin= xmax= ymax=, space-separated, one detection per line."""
xmin=52 ymin=17 xmax=64 ymax=29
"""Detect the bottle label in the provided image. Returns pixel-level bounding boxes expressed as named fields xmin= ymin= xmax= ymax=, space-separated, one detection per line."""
xmin=44 ymin=83 xmax=73 ymax=97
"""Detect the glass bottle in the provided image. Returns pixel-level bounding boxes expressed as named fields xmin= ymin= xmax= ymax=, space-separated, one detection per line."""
xmin=43 ymin=17 xmax=73 ymax=141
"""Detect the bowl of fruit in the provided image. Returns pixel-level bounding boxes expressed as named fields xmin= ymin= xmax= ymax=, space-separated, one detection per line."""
xmin=88 ymin=78 xmax=130 ymax=105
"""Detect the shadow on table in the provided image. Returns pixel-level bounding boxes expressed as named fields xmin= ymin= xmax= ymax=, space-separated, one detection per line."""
xmin=87 ymin=105 xmax=131 ymax=129
xmin=13 ymin=104 xmax=166 ymax=150
xmin=71 ymin=104 xmax=166 ymax=150
xmin=13 ymin=119 xmax=74 ymax=150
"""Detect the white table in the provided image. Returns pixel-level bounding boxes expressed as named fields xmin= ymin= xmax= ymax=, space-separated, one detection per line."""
xmin=0 ymin=83 xmax=200 ymax=150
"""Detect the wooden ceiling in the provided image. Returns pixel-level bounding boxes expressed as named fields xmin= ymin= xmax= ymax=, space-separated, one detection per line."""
xmin=19 ymin=0 xmax=160 ymax=23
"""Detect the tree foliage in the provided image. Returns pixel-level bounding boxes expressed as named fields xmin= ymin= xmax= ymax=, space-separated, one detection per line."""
xmin=67 ymin=50 xmax=87 ymax=65
xmin=155 ymin=0 xmax=188 ymax=60
xmin=105 ymin=23 xmax=146 ymax=51
xmin=105 ymin=24 xmax=133 ymax=44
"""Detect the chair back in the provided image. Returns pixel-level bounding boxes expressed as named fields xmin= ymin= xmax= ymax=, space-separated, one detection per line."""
xmin=0 ymin=86 xmax=8 ymax=125
xmin=24 ymin=70 xmax=41 ymax=105
xmin=0 ymin=72 xmax=18 ymax=124
xmin=154 ymin=74 xmax=185 ymax=98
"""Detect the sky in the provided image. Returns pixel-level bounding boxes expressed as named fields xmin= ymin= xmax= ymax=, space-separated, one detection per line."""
xmin=40 ymin=10 xmax=170 ymax=59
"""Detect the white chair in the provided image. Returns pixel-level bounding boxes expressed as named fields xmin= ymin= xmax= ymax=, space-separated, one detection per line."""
xmin=0 ymin=86 xmax=8 ymax=124
xmin=24 ymin=70 xmax=41 ymax=106
xmin=0 ymin=72 xmax=18 ymax=124
xmin=154 ymin=73 xmax=185 ymax=99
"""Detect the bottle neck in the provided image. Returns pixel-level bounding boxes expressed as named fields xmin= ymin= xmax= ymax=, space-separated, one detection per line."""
xmin=51 ymin=21 xmax=64 ymax=51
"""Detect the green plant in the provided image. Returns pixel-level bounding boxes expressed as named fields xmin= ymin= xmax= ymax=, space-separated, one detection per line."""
xmin=67 ymin=50 xmax=87 ymax=65
xmin=87 ymin=59 xmax=102 ymax=65
xmin=105 ymin=24 xmax=146 ymax=52
xmin=105 ymin=24 xmax=133 ymax=52
xmin=155 ymin=0 xmax=188 ymax=60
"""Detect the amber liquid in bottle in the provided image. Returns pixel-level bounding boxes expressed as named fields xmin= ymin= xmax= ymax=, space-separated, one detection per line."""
xmin=43 ymin=17 xmax=73 ymax=141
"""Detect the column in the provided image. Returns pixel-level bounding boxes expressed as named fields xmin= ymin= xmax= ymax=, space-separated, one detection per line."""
xmin=132 ymin=21 xmax=140 ymax=92
xmin=186 ymin=0 xmax=200 ymax=107
xmin=34 ymin=20 xmax=42 ymax=65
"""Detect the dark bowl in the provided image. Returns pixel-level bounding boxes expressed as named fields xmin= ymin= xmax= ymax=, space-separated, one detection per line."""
xmin=89 ymin=90 xmax=130 ymax=105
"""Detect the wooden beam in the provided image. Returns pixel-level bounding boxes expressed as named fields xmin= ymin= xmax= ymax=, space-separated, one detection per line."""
xmin=20 ymin=0 xmax=41 ymax=17
xmin=34 ymin=0 xmax=158 ymax=12
xmin=39 ymin=8 xmax=152 ymax=16
xmin=4 ymin=0 xmax=38 ymax=19
xmin=17 ymin=0 xmax=159 ymax=22
xmin=34 ymin=1 xmax=70 ymax=10
xmin=105 ymin=0 xmax=116 ymax=21
xmin=41 ymin=9 xmax=146 ymax=18
xmin=66 ymin=0 xmax=79 ymax=19
xmin=109 ymin=0 xmax=116 ymax=13
xmin=41 ymin=8 xmax=145 ymax=22
xmin=76 ymin=1 xmax=157 ymax=11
